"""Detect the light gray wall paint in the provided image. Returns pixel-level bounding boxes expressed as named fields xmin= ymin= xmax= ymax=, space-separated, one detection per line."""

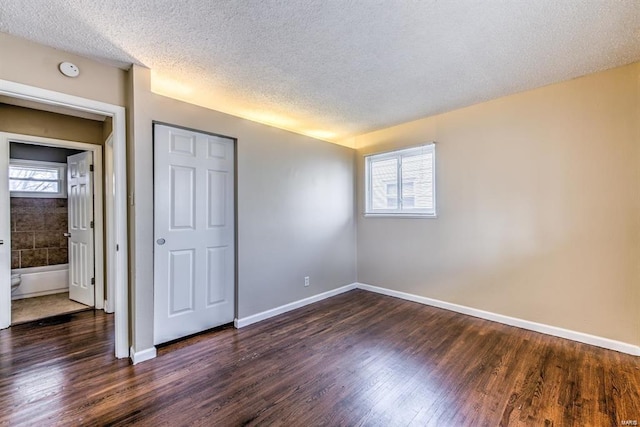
xmin=150 ymin=95 xmax=357 ymax=319
xmin=125 ymin=80 xmax=356 ymax=352
xmin=236 ymin=122 xmax=356 ymax=317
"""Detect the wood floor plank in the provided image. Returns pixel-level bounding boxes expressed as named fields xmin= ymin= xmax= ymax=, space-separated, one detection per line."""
xmin=1 ymin=289 xmax=639 ymax=426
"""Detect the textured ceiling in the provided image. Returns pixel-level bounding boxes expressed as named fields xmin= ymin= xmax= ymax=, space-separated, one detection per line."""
xmin=1 ymin=1 xmax=640 ymax=144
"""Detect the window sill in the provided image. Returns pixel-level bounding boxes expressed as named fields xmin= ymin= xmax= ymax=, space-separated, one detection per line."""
xmin=363 ymin=213 xmax=438 ymax=219
xmin=10 ymin=193 xmax=67 ymax=199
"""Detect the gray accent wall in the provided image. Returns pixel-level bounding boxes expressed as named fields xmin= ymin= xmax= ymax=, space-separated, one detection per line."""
xmin=127 ymin=65 xmax=356 ymax=354
xmin=151 ymin=95 xmax=357 ymax=319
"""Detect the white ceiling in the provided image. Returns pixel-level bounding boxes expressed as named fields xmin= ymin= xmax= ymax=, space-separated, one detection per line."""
xmin=2 ymin=1 xmax=639 ymax=143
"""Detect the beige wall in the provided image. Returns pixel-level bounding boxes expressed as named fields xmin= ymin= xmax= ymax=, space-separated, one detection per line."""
xmin=0 ymin=33 xmax=127 ymax=107
xmin=0 ymin=104 xmax=104 ymax=145
xmin=355 ymin=62 xmax=640 ymax=346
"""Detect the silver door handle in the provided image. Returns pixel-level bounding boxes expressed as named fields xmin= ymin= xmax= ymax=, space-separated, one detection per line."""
xmin=64 ymin=232 xmax=71 ymax=238
xmin=157 ymin=238 xmax=166 ymax=245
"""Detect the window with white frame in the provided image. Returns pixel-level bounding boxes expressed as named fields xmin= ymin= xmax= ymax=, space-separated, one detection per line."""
xmin=9 ymin=159 xmax=67 ymax=198
xmin=365 ymin=144 xmax=436 ymax=216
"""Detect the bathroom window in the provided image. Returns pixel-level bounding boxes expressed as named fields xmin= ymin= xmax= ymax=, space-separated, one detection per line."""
xmin=9 ymin=159 xmax=67 ymax=198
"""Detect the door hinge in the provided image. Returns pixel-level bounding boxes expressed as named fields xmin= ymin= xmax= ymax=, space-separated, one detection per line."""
xmin=91 ymin=277 xmax=95 ymax=285
xmin=89 ymin=164 xmax=94 ymax=172
xmin=90 ymin=221 xmax=94 ymax=228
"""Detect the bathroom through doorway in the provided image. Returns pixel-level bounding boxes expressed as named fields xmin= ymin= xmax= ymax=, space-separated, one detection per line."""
xmin=0 ymin=102 xmax=109 ymax=325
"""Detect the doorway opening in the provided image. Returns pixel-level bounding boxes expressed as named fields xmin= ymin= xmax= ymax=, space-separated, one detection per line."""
xmin=7 ymin=137 xmax=104 ymax=324
xmin=0 ymin=79 xmax=129 ymax=359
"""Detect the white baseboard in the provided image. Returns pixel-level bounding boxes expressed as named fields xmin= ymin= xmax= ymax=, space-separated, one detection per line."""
xmin=94 ymin=297 xmax=104 ymax=311
xmin=130 ymin=346 xmax=157 ymax=364
xmin=103 ymin=299 xmax=114 ymax=314
xmin=356 ymin=283 xmax=640 ymax=357
xmin=234 ymin=283 xmax=358 ymax=328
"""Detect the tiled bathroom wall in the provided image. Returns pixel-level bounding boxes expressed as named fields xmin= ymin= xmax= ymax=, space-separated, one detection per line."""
xmin=10 ymin=198 xmax=68 ymax=269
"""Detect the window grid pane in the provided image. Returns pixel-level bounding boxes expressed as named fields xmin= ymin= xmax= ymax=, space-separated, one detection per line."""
xmin=9 ymin=162 xmax=65 ymax=196
xmin=9 ymin=180 xmax=59 ymax=193
xmin=401 ymin=153 xmax=434 ymax=211
xmin=370 ymin=157 xmax=398 ymax=210
xmin=9 ymin=165 xmax=59 ymax=180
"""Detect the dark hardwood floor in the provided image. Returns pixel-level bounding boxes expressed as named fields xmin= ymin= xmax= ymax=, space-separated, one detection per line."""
xmin=1 ymin=289 xmax=639 ymax=426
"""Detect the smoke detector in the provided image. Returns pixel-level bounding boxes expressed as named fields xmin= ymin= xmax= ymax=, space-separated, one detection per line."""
xmin=59 ymin=62 xmax=80 ymax=78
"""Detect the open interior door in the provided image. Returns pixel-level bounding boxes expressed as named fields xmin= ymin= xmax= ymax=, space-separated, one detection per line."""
xmin=67 ymin=151 xmax=95 ymax=307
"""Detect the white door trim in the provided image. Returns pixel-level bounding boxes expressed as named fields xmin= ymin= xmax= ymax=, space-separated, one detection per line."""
xmin=104 ymin=133 xmax=115 ymax=313
xmin=2 ymin=133 xmax=104 ymax=309
xmin=0 ymin=136 xmax=8 ymax=329
xmin=0 ymin=79 xmax=129 ymax=359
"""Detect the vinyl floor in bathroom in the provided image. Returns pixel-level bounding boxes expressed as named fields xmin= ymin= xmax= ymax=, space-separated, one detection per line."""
xmin=11 ymin=293 xmax=91 ymax=325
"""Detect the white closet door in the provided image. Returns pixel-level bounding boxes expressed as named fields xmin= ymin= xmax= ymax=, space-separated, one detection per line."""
xmin=153 ymin=124 xmax=235 ymax=345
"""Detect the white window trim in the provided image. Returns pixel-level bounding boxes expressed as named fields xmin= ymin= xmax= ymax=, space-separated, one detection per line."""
xmin=364 ymin=143 xmax=437 ymax=218
xmin=9 ymin=158 xmax=68 ymax=198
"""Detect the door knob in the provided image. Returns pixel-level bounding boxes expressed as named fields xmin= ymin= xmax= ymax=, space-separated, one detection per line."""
xmin=157 ymin=238 xmax=166 ymax=245
xmin=63 ymin=232 xmax=71 ymax=238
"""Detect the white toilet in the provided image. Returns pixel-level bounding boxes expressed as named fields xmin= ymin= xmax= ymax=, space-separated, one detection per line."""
xmin=11 ymin=273 xmax=21 ymax=293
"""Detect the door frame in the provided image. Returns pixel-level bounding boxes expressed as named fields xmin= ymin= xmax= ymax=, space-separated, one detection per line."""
xmin=1 ymin=133 xmax=104 ymax=308
xmin=0 ymin=79 xmax=129 ymax=359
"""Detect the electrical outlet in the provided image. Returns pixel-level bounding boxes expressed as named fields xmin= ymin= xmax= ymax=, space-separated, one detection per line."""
xmin=304 ymin=276 xmax=310 ymax=287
